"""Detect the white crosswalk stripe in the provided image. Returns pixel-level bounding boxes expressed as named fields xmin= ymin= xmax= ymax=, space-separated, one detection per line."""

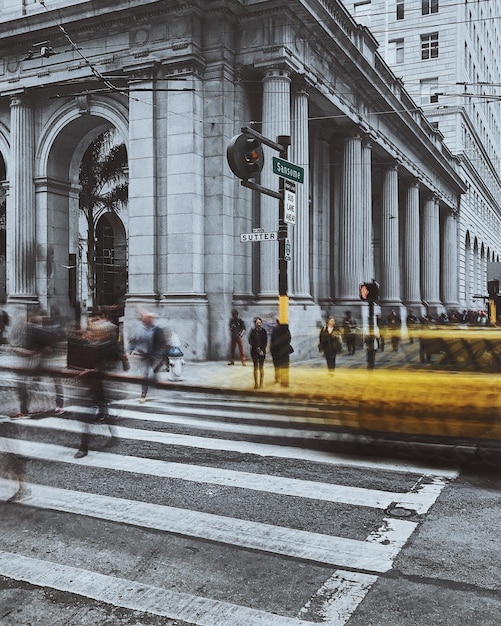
xmin=0 ymin=402 xmax=458 ymax=625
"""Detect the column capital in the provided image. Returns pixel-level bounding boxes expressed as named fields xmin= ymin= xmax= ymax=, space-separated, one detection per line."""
xmin=10 ymin=92 xmax=32 ymax=108
xmin=262 ymin=66 xmax=291 ymax=82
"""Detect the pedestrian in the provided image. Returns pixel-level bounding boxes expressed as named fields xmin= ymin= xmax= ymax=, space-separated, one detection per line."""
xmin=228 ymin=308 xmax=246 ymax=366
xmin=406 ymin=310 xmax=419 ymax=344
xmin=249 ymin=317 xmax=267 ymax=389
xmin=11 ymin=310 xmax=64 ymax=418
xmin=73 ymin=312 xmax=120 ymax=458
xmin=342 ymin=310 xmax=358 ymax=355
xmin=126 ymin=310 xmax=166 ymax=402
xmin=0 ymin=307 xmax=9 ymax=345
xmin=387 ymin=309 xmax=402 ymax=352
xmin=318 ymin=316 xmax=343 ymax=374
xmin=270 ymin=319 xmax=292 ymax=386
xmin=1 ymin=417 xmax=30 ymax=502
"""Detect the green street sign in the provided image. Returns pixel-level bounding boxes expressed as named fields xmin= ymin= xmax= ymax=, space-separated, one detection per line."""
xmin=272 ymin=156 xmax=304 ymax=184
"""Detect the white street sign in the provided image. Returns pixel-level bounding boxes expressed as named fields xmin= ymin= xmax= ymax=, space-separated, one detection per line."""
xmin=240 ymin=231 xmax=278 ymax=242
xmin=284 ymin=181 xmax=296 ymax=225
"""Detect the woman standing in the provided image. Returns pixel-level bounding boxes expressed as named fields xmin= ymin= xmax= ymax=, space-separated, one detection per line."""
xmin=318 ymin=316 xmax=343 ymax=374
xmin=249 ymin=317 xmax=268 ymax=389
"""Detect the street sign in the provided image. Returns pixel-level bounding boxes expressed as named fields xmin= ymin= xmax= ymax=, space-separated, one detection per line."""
xmin=284 ymin=237 xmax=292 ymax=261
xmin=272 ymin=156 xmax=304 ymax=184
xmin=284 ymin=180 xmax=296 ymax=225
xmin=240 ymin=231 xmax=278 ymax=242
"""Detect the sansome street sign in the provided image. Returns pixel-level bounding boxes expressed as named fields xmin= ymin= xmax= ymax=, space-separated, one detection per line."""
xmin=240 ymin=231 xmax=278 ymax=242
xmin=272 ymin=156 xmax=304 ymax=183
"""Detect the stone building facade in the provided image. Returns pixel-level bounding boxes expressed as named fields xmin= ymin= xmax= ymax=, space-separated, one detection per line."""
xmin=0 ymin=0 xmax=467 ymax=359
xmin=346 ymin=0 xmax=501 ymax=311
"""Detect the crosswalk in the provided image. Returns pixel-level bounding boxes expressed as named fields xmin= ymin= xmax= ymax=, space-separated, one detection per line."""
xmin=0 ymin=395 xmax=459 ymax=625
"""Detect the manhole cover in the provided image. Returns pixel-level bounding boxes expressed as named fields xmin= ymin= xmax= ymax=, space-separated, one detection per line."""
xmin=387 ymin=506 xmax=414 ymax=518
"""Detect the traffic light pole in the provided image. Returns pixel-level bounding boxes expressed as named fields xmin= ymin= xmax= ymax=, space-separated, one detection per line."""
xmin=277 ymin=135 xmax=291 ymax=326
xmin=228 ymin=126 xmax=293 ymax=386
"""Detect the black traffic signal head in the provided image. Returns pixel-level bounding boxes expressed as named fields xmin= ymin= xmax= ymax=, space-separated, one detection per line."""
xmin=227 ymin=133 xmax=264 ymax=180
xmin=360 ymin=281 xmax=380 ymax=302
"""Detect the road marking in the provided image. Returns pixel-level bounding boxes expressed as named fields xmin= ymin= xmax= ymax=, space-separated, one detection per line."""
xmin=12 ymin=412 xmax=459 ymax=477
xmin=0 ymin=549 xmax=308 ymax=626
xmin=0 ymin=436 xmax=450 ymax=513
xmin=298 ymin=570 xmax=378 ymax=625
xmin=0 ymin=479 xmax=415 ymax=573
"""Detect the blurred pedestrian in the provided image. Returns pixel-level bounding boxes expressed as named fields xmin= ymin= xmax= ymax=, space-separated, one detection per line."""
xmin=1 ymin=419 xmax=30 ymax=502
xmin=0 ymin=307 xmax=9 ymax=345
xmin=11 ymin=310 xmax=64 ymax=418
xmin=228 ymin=309 xmax=246 ymax=366
xmin=249 ymin=317 xmax=267 ymax=389
xmin=318 ymin=316 xmax=343 ymax=374
xmin=406 ymin=310 xmax=419 ymax=344
xmin=387 ymin=309 xmax=402 ymax=352
xmin=270 ymin=319 xmax=292 ymax=386
xmin=342 ymin=310 xmax=358 ymax=355
xmin=74 ymin=312 xmax=120 ymax=458
xmin=126 ymin=310 xmax=166 ymax=402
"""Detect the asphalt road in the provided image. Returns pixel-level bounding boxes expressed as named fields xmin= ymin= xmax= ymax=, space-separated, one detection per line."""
xmin=0 ymin=381 xmax=499 ymax=626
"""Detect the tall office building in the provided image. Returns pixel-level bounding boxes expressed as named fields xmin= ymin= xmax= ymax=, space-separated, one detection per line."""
xmin=346 ymin=0 xmax=501 ymax=309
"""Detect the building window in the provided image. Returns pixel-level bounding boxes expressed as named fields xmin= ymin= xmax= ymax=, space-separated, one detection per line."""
xmin=396 ymin=0 xmax=404 ymax=20
xmin=420 ymin=77 xmax=439 ymax=104
xmin=354 ymin=0 xmax=372 ymax=26
xmin=422 ymin=0 xmax=438 ymax=15
xmin=421 ymin=33 xmax=438 ymax=59
xmin=389 ymin=39 xmax=404 ymax=64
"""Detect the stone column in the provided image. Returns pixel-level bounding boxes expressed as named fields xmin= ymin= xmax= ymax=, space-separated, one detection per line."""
xmin=290 ymin=83 xmax=310 ymax=299
xmin=402 ymin=180 xmax=421 ymax=307
xmin=8 ymin=94 xmax=37 ymax=303
xmin=338 ymin=134 xmax=364 ymax=304
xmin=379 ymin=163 xmax=401 ymax=306
xmin=127 ymin=71 xmax=158 ymax=300
xmin=259 ymin=67 xmax=291 ymax=298
xmin=421 ymin=194 xmax=441 ymax=312
xmin=442 ymin=208 xmax=459 ymax=309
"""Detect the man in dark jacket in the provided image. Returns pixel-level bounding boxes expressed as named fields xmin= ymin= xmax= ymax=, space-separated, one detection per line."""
xmin=248 ymin=317 xmax=268 ymax=389
xmin=270 ymin=319 xmax=292 ymax=387
xmin=228 ymin=309 xmax=246 ymax=366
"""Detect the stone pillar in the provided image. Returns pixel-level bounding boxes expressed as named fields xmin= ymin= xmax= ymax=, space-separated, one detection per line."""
xmin=361 ymin=139 xmax=374 ymax=281
xmin=259 ymin=67 xmax=291 ymax=299
xmin=8 ymin=94 xmax=37 ymax=303
xmin=127 ymin=72 xmax=158 ymax=300
xmin=290 ymin=83 xmax=311 ymax=299
xmin=421 ymin=194 xmax=441 ymax=312
xmin=402 ymin=180 xmax=421 ymax=307
xmin=442 ymin=208 xmax=459 ymax=310
xmin=338 ymin=134 xmax=364 ymax=304
xmin=379 ymin=163 xmax=401 ymax=306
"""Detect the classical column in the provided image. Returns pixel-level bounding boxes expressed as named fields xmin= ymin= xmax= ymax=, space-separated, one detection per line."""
xmin=290 ymin=83 xmax=311 ymax=299
xmin=441 ymin=208 xmax=459 ymax=309
xmin=338 ymin=134 xmax=364 ymax=303
xmin=361 ymin=139 xmax=374 ymax=281
xmin=421 ymin=194 xmax=441 ymax=311
xmin=259 ymin=67 xmax=291 ymax=298
xmin=8 ymin=94 xmax=37 ymax=303
xmin=127 ymin=71 xmax=158 ymax=300
xmin=379 ymin=163 xmax=401 ymax=306
xmin=402 ymin=180 xmax=421 ymax=307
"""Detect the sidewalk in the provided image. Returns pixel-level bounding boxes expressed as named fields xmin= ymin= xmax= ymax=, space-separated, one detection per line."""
xmin=0 ymin=339 xmax=424 ymax=397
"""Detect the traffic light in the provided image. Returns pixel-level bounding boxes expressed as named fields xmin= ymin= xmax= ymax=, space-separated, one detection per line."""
xmin=226 ymin=133 xmax=264 ymax=180
xmin=360 ymin=281 xmax=379 ymax=302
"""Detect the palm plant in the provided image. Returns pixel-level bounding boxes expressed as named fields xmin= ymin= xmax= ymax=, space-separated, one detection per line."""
xmin=79 ymin=129 xmax=128 ymax=309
